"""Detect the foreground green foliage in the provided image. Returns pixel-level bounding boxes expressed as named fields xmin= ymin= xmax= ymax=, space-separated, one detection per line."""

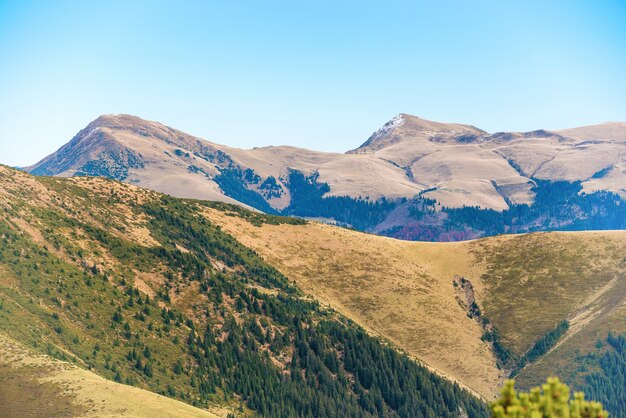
xmin=491 ymin=378 xmax=608 ymax=418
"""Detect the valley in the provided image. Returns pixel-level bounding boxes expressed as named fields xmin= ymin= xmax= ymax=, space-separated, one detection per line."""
xmin=0 ymin=166 xmax=488 ymax=417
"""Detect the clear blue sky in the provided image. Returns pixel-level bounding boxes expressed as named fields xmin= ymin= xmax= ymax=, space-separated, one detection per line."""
xmin=1 ymin=0 xmax=625 ymax=166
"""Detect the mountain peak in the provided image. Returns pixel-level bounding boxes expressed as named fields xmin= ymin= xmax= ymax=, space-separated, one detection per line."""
xmin=348 ymin=113 xmax=486 ymax=153
xmin=551 ymin=121 xmax=626 ymax=142
xmin=84 ymin=114 xmax=163 ymax=131
xmin=25 ymin=113 xmax=626 ymax=216
xmin=25 ymin=114 xmax=163 ymax=178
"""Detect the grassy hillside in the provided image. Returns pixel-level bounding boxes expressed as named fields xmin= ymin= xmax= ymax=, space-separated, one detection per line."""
xmin=205 ymin=207 xmax=626 ymax=406
xmin=0 ymin=333 xmax=217 ymax=417
xmin=0 ymin=166 xmax=487 ymax=417
xmin=473 ymin=231 xmax=626 ymax=355
xmin=203 ymin=208 xmax=503 ymax=398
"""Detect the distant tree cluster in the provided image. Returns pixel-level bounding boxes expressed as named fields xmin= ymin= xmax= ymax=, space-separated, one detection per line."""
xmin=512 ymin=321 xmax=569 ymax=376
xmin=213 ymin=166 xmax=626 ymax=241
xmin=404 ymin=180 xmax=626 ymax=241
xmin=282 ymin=170 xmax=401 ymax=230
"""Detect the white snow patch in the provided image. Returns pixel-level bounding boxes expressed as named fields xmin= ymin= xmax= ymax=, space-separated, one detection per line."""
xmin=368 ymin=114 xmax=405 ymax=143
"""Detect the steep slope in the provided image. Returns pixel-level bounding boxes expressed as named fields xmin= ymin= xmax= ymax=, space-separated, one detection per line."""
xmin=3 ymin=165 xmax=625 ymax=414
xmin=27 ymin=114 xmax=626 ymax=216
xmin=348 ymin=113 xmax=487 ymax=153
xmin=204 ymin=207 xmax=626 ymax=403
xmin=203 ymin=209 xmax=503 ymax=398
xmin=345 ymin=114 xmax=524 ymax=210
xmin=0 ymin=165 xmax=487 ymax=417
xmin=27 ymin=114 xmax=247 ymax=206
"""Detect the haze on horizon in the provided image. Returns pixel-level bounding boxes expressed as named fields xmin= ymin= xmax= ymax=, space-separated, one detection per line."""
xmin=1 ymin=0 xmax=626 ymax=167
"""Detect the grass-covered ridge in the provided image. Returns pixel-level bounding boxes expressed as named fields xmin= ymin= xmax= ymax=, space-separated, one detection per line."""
xmin=203 ymin=199 xmax=626 ymax=408
xmin=0 ymin=166 xmax=487 ymax=417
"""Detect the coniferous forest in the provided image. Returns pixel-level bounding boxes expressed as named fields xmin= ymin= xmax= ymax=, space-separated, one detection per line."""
xmin=145 ymin=197 xmax=488 ymax=417
xmin=575 ymin=333 xmax=626 ymax=415
xmin=0 ymin=176 xmax=488 ymax=417
xmin=212 ymin=168 xmax=626 ymax=242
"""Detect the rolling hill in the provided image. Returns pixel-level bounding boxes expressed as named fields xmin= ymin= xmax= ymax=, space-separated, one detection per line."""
xmin=0 ymin=333 xmax=218 ymax=417
xmin=2 ymin=165 xmax=626 ymax=415
xmin=25 ymin=114 xmax=626 ymax=241
xmin=204 ymin=204 xmax=626 ymax=409
xmin=0 ymin=165 xmax=487 ymax=417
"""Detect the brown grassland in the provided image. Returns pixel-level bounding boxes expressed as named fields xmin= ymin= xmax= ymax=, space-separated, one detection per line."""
xmin=205 ymin=209 xmax=626 ymax=398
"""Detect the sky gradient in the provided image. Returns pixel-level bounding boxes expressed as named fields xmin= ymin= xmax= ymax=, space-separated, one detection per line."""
xmin=1 ymin=0 xmax=625 ymax=166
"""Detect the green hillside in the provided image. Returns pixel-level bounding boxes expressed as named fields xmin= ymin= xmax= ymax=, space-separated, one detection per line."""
xmin=0 ymin=166 xmax=487 ymax=417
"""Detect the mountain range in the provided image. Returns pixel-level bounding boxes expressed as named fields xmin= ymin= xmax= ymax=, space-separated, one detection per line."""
xmin=3 ymin=113 xmax=626 ymax=415
xmin=25 ymin=114 xmax=626 ymax=241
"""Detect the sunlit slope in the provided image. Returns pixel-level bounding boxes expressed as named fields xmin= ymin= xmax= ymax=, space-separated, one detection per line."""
xmin=27 ymin=113 xmax=626 ymax=213
xmin=0 ymin=167 xmax=244 ymax=416
xmin=0 ymin=333 xmax=217 ymax=418
xmin=203 ymin=208 xmax=503 ymax=397
xmin=473 ymin=232 xmax=626 ymax=354
xmin=475 ymin=232 xmax=626 ymax=389
xmin=0 ymin=165 xmax=487 ymax=417
xmin=205 ymin=208 xmax=626 ymax=398
xmin=3 ymin=162 xmax=624 ymax=409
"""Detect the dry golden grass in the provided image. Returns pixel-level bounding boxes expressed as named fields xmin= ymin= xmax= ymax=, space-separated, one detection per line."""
xmin=5 ymin=164 xmax=625 ymax=401
xmin=495 ymin=231 xmax=626 ymax=388
xmin=0 ymin=333 xmax=219 ymax=418
xmin=203 ymin=208 xmax=503 ymax=398
xmin=205 ymin=209 xmax=626 ymax=398
xmin=472 ymin=231 xmax=626 ymax=354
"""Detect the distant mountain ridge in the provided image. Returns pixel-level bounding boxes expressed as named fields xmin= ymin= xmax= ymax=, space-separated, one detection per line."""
xmin=26 ymin=113 xmax=626 ymax=239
